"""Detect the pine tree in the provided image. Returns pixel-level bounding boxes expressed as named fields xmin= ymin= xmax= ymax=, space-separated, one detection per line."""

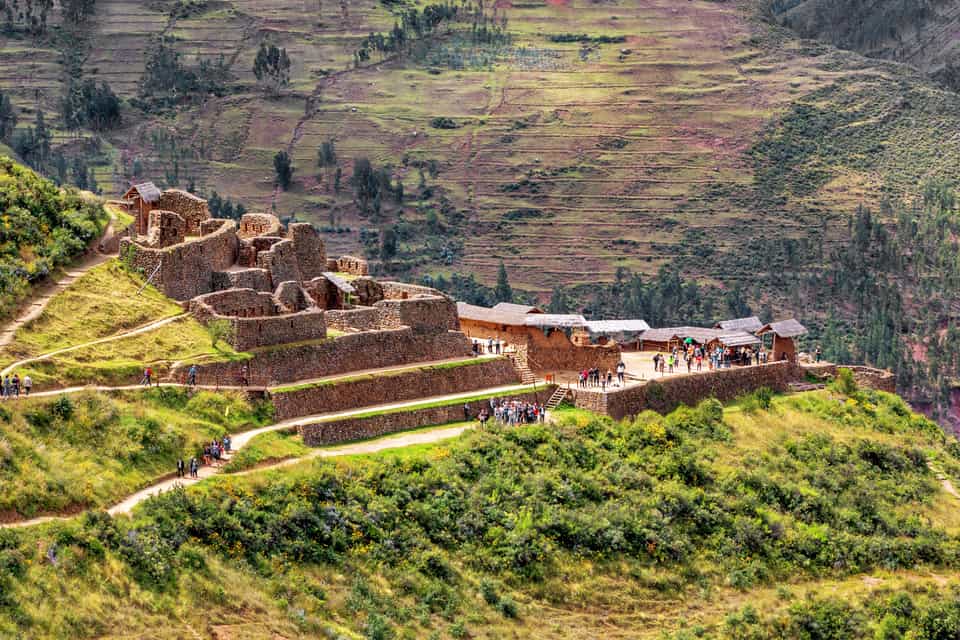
xmin=0 ymin=90 xmax=17 ymax=142
xmin=495 ymin=261 xmax=513 ymax=303
xmin=274 ymin=151 xmax=293 ymax=190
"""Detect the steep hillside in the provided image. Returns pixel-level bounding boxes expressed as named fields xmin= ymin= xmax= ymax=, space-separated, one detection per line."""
xmin=0 ymin=0 xmax=944 ymax=293
xmin=765 ymin=0 xmax=960 ymax=82
xmin=0 ymin=156 xmax=107 ymax=319
xmin=3 ymin=386 xmax=960 ymax=638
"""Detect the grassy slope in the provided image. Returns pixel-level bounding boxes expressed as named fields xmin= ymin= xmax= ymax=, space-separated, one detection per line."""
xmin=3 ymin=387 xmax=960 ymax=638
xmin=0 ymin=388 xmax=272 ymax=518
xmin=0 ymin=260 xmax=247 ymax=389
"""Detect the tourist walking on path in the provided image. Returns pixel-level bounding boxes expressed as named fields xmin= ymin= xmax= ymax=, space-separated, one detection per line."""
xmin=238 ymin=364 xmax=249 ymax=387
xmin=463 ymin=403 xmax=471 ymax=421
xmin=22 ymin=375 xmax=31 ymax=396
xmin=189 ymin=457 xmax=199 ymax=479
xmin=176 ymin=458 xmax=185 ymax=478
xmin=140 ymin=367 xmax=152 ymax=386
xmin=187 ymin=364 xmax=197 ymax=387
xmin=815 ymin=345 xmax=823 ymax=363
xmin=11 ymin=374 xmax=19 ymax=397
xmin=616 ymin=361 xmax=625 ymax=386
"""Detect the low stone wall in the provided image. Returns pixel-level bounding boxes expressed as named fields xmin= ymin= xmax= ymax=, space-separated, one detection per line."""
xmin=171 ymin=328 xmax=474 ymax=386
xmin=232 ymin=311 xmax=327 ymax=351
xmin=802 ymin=363 xmax=896 ymax=393
xmin=330 ymin=255 xmax=369 ymax=276
xmin=573 ymin=361 xmax=801 ymax=420
xmin=374 ymin=296 xmax=460 ymax=333
xmin=298 ymin=387 xmax=551 ymax=446
xmin=119 ymin=219 xmax=238 ymax=300
xmin=272 ymin=357 xmax=519 ymax=420
xmin=325 ymin=307 xmax=381 ymax=332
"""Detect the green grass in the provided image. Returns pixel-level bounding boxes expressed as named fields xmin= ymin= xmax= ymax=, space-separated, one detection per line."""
xmin=0 ymin=387 xmax=272 ymax=518
xmin=2 ymin=260 xmax=184 ymax=360
xmin=8 ymin=316 xmax=247 ymax=390
xmin=222 ymin=430 xmax=307 ymax=473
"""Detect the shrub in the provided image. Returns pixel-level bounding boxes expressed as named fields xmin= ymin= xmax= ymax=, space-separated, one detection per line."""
xmin=832 ymin=367 xmax=858 ymax=395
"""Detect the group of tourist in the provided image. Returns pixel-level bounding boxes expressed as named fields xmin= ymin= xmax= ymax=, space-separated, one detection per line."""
xmin=176 ymin=435 xmax=232 ymax=479
xmin=471 ymin=338 xmax=503 ymax=356
xmin=576 ymin=361 xmax=627 ymax=391
xmin=1 ymin=373 xmax=31 ymax=398
xmin=473 ymin=396 xmax=548 ymax=426
xmin=653 ymin=344 xmax=770 ymax=376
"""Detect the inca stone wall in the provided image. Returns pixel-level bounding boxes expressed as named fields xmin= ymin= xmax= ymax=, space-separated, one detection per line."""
xmin=257 ymin=239 xmax=301 ymax=286
xmin=325 ymin=307 xmax=381 ymax=332
xmin=573 ymin=361 xmax=800 ymax=419
xmin=119 ymin=220 xmax=239 ymax=300
xmin=190 ymin=288 xmax=326 ymax=351
xmin=145 ymin=210 xmax=185 ymax=248
xmin=171 ymin=328 xmax=473 ymax=386
xmin=290 ymin=223 xmax=326 ymax=279
xmin=238 ymin=213 xmax=282 ymax=239
xmin=330 ymin=255 xmax=369 ymax=275
xmin=298 ymin=387 xmax=550 ymax=446
xmin=156 ymin=189 xmax=210 ymax=235
xmin=212 ymin=268 xmax=272 ymax=292
xmin=373 ymin=296 xmax=460 ymax=333
xmin=272 ymin=357 xmax=519 ymax=420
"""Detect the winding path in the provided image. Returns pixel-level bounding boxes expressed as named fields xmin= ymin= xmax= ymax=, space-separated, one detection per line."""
xmin=0 ymin=313 xmax=188 ymax=377
xmin=0 ymin=251 xmax=115 ymax=350
xmin=1 ymin=381 xmax=538 ymax=528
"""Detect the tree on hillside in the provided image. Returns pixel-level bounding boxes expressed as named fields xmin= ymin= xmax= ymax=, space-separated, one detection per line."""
xmin=253 ymin=43 xmax=291 ymax=95
xmin=0 ymin=90 xmax=16 ymax=142
xmin=380 ymin=226 xmax=398 ymax=262
xmin=547 ymin=284 xmax=572 ymax=313
xmin=61 ymin=0 xmax=96 ymax=25
xmin=274 ymin=150 xmax=294 ymax=190
xmin=318 ymin=139 xmax=336 ymax=169
xmin=495 ymin=261 xmax=513 ymax=303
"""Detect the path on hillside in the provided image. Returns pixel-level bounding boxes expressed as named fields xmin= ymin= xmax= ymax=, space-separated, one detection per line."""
xmin=0 ymin=251 xmax=115 ymax=350
xmin=0 ymin=382 xmax=538 ymax=528
xmin=0 ymin=313 xmax=188 ymax=377
xmin=0 ymin=202 xmax=121 ymax=349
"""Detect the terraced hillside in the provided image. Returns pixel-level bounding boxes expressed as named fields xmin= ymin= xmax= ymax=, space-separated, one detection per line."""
xmin=3 ymin=0 xmax=960 ymax=306
xmin=0 ymin=0 xmax=921 ymax=294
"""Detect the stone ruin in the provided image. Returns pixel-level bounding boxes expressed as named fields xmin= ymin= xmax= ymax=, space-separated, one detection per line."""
xmin=119 ymin=196 xmax=464 ymax=358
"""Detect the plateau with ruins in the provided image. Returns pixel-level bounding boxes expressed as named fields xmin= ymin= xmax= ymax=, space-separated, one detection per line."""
xmin=58 ymin=182 xmax=893 ymax=442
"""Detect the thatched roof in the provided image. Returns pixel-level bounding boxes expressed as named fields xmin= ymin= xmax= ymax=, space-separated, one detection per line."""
xmin=456 ymin=302 xmax=527 ymax=325
xmin=127 ymin=182 xmax=161 ymax=203
xmin=716 ymin=316 xmax=763 ymax=332
xmin=322 ymin=272 xmax=355 ymax=295
xmin=492 ymin=302 xmax=542 ymax=314
xmin=758 ymin=319 xmax=808 ymax=338
xmin=718 ymin=331 xmax=761 ymax=347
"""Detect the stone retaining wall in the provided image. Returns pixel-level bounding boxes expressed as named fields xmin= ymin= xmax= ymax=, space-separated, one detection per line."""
xmin=171 ymin=328 xmax=474 ymax=386
xmin=272 ymin=357 xmax=519 ymax=420
xmin=573 ymin=361 xmax=801 ymax=419
xmin=325 ymin=307 xmax=381 ymax=332
xmin=298 ymin=387 xmax=551 ymax=446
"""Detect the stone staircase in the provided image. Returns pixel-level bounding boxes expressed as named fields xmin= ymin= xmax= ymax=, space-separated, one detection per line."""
xmin=508 ymin=345 xmax=536 ymax=384
xmin=546 ymin=385 xmax=569 ymax=410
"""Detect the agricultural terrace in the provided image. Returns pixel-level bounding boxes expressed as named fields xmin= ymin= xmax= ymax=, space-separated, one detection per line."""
xmin=0 ymin=0 xmax=887 ymax=295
